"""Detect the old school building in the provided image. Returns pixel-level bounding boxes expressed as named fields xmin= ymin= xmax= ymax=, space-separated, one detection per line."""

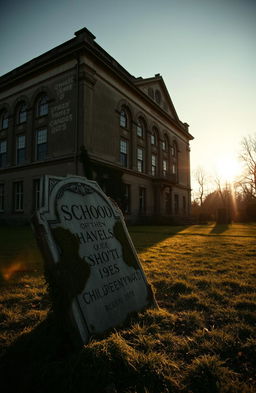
xmin=0 ymin=27 xmax=193 ymax=224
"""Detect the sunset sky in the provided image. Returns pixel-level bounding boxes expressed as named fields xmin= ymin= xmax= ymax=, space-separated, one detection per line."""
xmin=1 ymin=0 xmax=255 ymax=191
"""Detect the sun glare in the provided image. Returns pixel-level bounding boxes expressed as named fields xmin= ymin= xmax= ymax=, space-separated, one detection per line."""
xmin=215 ymin=156 xmax=242 ymax=182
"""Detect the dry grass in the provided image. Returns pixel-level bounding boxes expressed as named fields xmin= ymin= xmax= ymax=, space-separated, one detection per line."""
xmin=0 ymin=223 xmax=256 ymax=393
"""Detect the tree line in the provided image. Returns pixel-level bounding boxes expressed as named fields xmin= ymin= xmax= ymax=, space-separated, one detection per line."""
xmin=192 ymin=134 xmax=256 ymax=223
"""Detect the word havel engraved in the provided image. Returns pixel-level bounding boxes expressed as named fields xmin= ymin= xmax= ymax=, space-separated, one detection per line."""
xmin=32 ymin=175 xmax=157 ymax=346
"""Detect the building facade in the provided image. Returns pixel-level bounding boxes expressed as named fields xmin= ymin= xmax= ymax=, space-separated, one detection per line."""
xmin=0 ymin=27 xmax=193 ymax=225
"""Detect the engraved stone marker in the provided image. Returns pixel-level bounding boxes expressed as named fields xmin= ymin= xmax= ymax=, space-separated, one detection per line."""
xmin=33 ymin=175 xmax=156 ymax=345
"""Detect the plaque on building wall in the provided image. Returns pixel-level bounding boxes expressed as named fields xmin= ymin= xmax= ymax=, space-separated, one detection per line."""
xmin=33 ymin=175 xmax=156 ymax=345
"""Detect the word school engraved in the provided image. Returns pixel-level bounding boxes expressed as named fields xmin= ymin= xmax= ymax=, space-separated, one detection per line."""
xmin=33 ymin=175 xmax=156 ymax=345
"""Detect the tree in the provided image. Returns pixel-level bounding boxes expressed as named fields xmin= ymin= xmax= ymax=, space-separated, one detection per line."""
xmin=193 ymin=166 xmax=208 ymax=206
xmin=239 ymin=134 xmax=256 ymax=199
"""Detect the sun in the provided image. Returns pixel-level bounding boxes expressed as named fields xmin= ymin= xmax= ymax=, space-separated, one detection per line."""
xmin=215 ymin=156 xmax=242 ymax=182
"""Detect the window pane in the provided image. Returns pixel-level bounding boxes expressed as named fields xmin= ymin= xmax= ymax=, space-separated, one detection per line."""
xmin=120 ymin=110 xmax=127 ymax=127
xmin=120 ymin=140 xmax=127 ymax=153
xmin=38 ymin=95 xmax=48 ymax=116
xmin=1 ymin=112 xmax=8 ymax=129
xmin=17 ymin=135 xmax=25 ymax=149
xmin=19 ymin=104 xmax=27 ymax=123
xmin=14 ymin=181 xmax=24 ymax=211
xmin=37 ymin=129 xmax=47 ymax=144
xmin=0 ymin=140 xmax=7 ymax=153
xmin=137 ymin=148 xmax=143 ymax=160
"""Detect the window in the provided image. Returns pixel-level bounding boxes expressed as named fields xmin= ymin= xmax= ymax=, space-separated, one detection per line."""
xmin=163 ymin=160 xmax=167 ymax=176
xmin=120 ymin=139 xmax=128 ymax=167
xmin=13 ymin=181 xmax=24 ymax=212
xmin=171 ymin=142 xmax=178 ymax=176
xmin=17 ymin=103 xmax=27 ymax=124
xmin=0 ymin=140 xmax=7 ymax=168
xmin=33 ymin=179 xmax=41 ymax=210
xmin=162 ymin=136 xmax=168 ymax=151
xmin=37 ymin=95 xmax=48 ymax=117
xmin=0 ymin=184 xmax=4 ymax=211
xmin=151 ymin=132 xmax=156 ymax=145
xmin=171 ymin=143 xmax=177 ymax=157
xmin=120 ymin=109 xmax=127 ymax=128
xmin=36 ymin=129 xmax=47 ymax=160
xmin=165 ymin=192 xmax=172 ymax=215
xmin=123 ymin=184 xmax=131 ymax=214
xmin=151 ymin=127 xmax=158 ymax=145
xmin=139 ymin=187 xmax=146 ymax=214
xmin=16 ymin=135 xmax=26 ymax=164
xmin=151 ymin=154 xmax=157 ymax=176
xmin=136 ymin=119 xmax=144 ymax=137
xmin=174 ymin=194 xmax=179 ymax=215
xmin=1 ymin=111 xmax=8 ymax=129
xmin=137 ymin=148 xmax=144 ymax=173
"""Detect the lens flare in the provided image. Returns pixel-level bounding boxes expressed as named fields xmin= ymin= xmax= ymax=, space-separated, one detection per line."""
xmin=1 ymin=259 xmax=27 ymax=280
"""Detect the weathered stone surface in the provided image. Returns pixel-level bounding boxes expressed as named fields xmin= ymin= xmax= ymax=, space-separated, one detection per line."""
xmin=33 ymin=175 xmax=156 ymax=345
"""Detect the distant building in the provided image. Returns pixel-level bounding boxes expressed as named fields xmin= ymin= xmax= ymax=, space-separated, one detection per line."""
xmin=0 ymin=27 xmax=193 ymax=224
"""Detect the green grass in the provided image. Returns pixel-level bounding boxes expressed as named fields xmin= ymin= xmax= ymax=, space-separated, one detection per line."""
xmin=0 ymin=223 xmax=256 ymax=393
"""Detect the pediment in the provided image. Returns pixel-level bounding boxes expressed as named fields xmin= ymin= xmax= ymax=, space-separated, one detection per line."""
xmin=134 ymin=76 xmax=179 ymax=121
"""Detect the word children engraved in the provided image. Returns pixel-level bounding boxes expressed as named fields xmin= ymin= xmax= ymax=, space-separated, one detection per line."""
xmin=33 ymin=175 xmax=155 ymax=345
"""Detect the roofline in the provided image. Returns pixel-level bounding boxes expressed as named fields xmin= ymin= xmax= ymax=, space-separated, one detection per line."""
xmin=0 ymin=27 xmax=194 ymax=140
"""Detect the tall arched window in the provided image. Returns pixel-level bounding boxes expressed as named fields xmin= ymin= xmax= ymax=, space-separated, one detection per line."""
xmin=17 ymin=102 xmax=27 ymax=124
xmin=171 ymin=141 xmax=178 ymax=175
xmin=37 ymin=95 xmax=48 ymax=117
xmin=1 ymin=110 xmax=9 ymax=130
xmin=151 ymin=127 xmax=158 ymax=146
xmin=137 ymin=117 xmax=146 ymax=138
xmin=120 ymin=108 xmax=128 ymax=128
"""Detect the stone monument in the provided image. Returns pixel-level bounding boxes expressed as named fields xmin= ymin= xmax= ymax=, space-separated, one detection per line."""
xmin=33 ymin=175 xmax=156 ymax=345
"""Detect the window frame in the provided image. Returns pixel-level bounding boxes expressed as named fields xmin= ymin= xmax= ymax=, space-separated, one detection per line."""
xmin=13 ymin=181 xmax=24 ymax=212
xmin=37 ymin=95 xmax=48 ymax=117
xmin=151 ymin=154 xmax=157 ymax=176
xmin=120 ymin=139 xmax=128 ymax=168
xmin=0 ymin=140 xmax=7 ymax=168
xmin=163 ymin=159 xmax=167 ymax=176
xmin=1 ymin=111 xmax=9 ymax=130
xmin=16 ymin=135 xmax=26 ymax=165
xmin=137 ymin=147 xmax=144 ymax=173
xmin=35 ymin=128 xmax=48 ymax=161
xmin=17 ymin=102 xmax=27 ymax=124
xmin=136 ymin=119 xmax=144 ymax=138
xmin=120 ymin=109 xmax=128 ymax=128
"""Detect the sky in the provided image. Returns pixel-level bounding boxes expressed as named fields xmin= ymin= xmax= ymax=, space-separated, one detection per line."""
xmin=1 ymin=0 xmax=255 ymax=192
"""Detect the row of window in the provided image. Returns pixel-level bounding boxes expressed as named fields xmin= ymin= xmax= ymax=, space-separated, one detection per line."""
xmin=0 ymin=94 xmax=48 ymax=130
xmin=0 ymin=129 xmax=47 ymax=168
xmin=122 ymin=184 xmax=186 ymax=216
xmin=0 ymin=180 xmax=187 ymax=217
xmin=119 ymin=106 xmax=178 ymax=177
xmin=0 ymin=180 xmax=40 ymax=213
xmin=119 ymin=107 xmax=175 ymax=150
xmin=119 ymin=139 xmax=177 ymax=176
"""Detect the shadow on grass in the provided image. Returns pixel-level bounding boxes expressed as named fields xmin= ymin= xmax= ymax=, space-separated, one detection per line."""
xmin=210 ymin=223 xmax=230 ymax=234
xmin=0 ymin=313 xmax=76 ymax=393
xmin=128 ymin=225 xmax=191 ymax=252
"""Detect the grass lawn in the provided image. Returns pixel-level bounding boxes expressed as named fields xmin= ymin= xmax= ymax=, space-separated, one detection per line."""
xmin=0 ymin=223 xmax=256 ymax=393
